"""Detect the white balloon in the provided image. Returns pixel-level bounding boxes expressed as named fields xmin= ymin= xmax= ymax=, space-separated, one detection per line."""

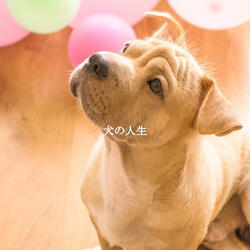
xmin=168 ymin=0 xmax=250 ymax=30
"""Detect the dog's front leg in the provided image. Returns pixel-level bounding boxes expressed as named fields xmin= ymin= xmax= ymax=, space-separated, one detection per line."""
xmin=239 ymin=181 xmax=250 ymax=244
xmin=90 ymin=216 xmax=123 ymax=250
xmin=240 ymin=181 xmax=250 ymax=225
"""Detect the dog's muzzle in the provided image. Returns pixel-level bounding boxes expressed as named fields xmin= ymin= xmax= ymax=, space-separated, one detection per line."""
xmin=70 ymin=53 xmax=109 ymax=97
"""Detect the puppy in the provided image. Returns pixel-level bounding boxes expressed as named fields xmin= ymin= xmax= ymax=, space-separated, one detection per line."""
xmin=70 ymin=12 xmax=250 ymax=250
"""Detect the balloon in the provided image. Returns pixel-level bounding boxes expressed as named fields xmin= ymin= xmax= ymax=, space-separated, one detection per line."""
xmin=168 ymin=0 xmax=250 ymax=30
xmin=7 ymin=0 xmax=81 ymax=34
xmin=68 ymin=14 xmax=136 ymax=66
xmin=70 ymin=0 xmax=160 ymax=27
xmin=0 ymin=0 xmax=29 ymax=47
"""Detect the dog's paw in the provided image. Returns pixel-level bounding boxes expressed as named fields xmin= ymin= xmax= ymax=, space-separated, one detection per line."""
xmin=205 ymin=222 xmax=228 ymax=242
xmin=85 ymin=246 xmax=101 ymax=250
xmin=204 ymin=231 xmax=249 ymax=250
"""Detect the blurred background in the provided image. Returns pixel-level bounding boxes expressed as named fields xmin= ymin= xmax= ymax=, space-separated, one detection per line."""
xmin=0 ymin=0 xmax=249 ymax=249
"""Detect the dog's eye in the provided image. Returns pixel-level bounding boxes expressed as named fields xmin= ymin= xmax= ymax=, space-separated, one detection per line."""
xmin=122 ymin=43 xmax=130 ymax=53
xmin=148 ymin=78 xmax=163 ymax=96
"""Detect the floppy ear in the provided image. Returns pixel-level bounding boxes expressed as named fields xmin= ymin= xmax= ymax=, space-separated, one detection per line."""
xmin=195 ymin=76 xmax=243 ymax=136
xmin=144 ymin=11 xmax=186 ymax=47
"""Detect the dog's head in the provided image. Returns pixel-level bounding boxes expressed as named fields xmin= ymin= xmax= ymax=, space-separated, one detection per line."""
xmin=70 ymin=11 xmax=242 ymax=146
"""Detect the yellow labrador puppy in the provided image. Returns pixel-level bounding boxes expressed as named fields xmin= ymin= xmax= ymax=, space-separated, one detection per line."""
xmin=70 ymin=12 xmax=250 ymax=250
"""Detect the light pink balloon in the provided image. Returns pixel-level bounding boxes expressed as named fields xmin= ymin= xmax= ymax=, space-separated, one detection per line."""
xmin=168 ymin=0 xmax=250 ymax=30
xmin=68 ymin=14 xmax=136 ymax=66
xmin=70 ymin=0 xmax=160 ymax=27
xmin=0 ymin=0 xmax=30 ymax=47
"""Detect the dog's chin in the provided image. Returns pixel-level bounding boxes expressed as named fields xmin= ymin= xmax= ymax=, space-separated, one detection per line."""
xmin=77 ymin=76 xmax=111 ymax=127
xmin=80 ymin=97 xmax=108 ymax=128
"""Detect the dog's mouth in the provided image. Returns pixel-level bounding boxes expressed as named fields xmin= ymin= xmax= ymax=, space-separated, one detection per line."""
xmin=69 ymin=59 xmax=112 ymax=126
xmin=70 ymin=63 xmax=88 ymax=98
xmin=80 ymin=77 xmax=111 ymax=126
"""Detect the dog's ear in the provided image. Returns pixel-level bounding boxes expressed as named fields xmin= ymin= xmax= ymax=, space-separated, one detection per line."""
xmin=195 ymin=76 xmax=242 ymax=136
xmin=144 ymin=11 xmax=185 ymax=47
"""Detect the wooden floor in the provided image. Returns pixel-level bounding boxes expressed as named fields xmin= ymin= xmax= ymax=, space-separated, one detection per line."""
xmin=0 ymin=1 xmax=249 ymax=249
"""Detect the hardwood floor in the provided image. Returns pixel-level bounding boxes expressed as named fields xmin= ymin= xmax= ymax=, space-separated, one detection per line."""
xmin=0 ymin=0 xmax=249 ymax=249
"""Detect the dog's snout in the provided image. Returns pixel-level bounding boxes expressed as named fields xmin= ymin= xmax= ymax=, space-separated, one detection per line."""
xmin=87 ymin=54 xmax=108 ymax=78
xmin=69 ymin=54 xmax=108 ymax=98
xmin=70 ymin=77 xmax=79 ymax=98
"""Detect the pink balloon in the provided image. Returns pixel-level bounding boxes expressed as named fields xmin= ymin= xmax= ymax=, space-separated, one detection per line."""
xmin=0 ymin=0 xmax=30 ymax=47
xmin=70 ymin=0 xmax=160 ymax=27
xmin=68 ymin=14 xmax=136 ymax=66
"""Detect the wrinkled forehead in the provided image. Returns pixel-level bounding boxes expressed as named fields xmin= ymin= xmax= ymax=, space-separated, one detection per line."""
xmin=124 ymin=39 xmax=190 ymax=60
xmin=123 ymin=39 xmax=203 ymax=84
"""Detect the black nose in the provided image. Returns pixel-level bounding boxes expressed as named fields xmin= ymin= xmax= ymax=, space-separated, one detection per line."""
xmin=87 ymin=53 xmax=108 ymax=77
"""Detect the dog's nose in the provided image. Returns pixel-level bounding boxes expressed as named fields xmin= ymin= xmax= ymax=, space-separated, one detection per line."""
xmin=87 ymin=54 xmax=108 ymax=77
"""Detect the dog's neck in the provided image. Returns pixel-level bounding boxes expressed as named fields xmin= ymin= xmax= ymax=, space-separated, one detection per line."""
xmin=103 ymin=133 xmax=203 ymax=186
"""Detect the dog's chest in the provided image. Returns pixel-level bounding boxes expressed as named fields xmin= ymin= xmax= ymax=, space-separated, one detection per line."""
xmin=86 ymin=143 xmax=172 ymax=248
xmin=85 ymin=142 xmax=209 ymax=250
